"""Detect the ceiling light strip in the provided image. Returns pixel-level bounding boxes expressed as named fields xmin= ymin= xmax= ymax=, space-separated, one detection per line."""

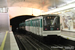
xmin=44 ymin=2 xmax=75 ymax=14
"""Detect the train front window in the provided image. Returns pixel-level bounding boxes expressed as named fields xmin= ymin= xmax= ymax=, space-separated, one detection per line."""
xmin=43 ymin=16 xmax=60 ymax=31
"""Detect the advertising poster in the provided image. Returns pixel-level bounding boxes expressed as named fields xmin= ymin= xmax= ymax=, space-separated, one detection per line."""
xmin=72 ymin=12 xmax=75 ymax=29
xmin=73 ymin=21 xmax=75 ymax=29
xmin=63 ymin=16 xmax=68 ymax=29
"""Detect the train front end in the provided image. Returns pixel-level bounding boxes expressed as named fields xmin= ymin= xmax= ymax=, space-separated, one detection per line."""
xmin=42 ymin=15 xmax=60 ymax=36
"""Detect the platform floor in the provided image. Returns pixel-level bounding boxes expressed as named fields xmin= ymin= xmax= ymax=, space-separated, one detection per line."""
xmin=0 ymin=32 xmax=6 ymax=46
xmin=58 ymin=31 xmax=75 ymax=41
xmin=0 ymin=31 xmax=19 ymax=50
xmin=4 ymin=32 xmax=10 ymax=50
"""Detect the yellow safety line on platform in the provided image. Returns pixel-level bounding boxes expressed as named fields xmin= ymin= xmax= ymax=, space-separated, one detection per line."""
xmin=0 ymin=31 xmax=8 ymax=50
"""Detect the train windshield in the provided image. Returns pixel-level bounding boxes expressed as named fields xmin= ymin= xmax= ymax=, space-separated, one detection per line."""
xmin=43 ymin=16 xmax=60 ymax=31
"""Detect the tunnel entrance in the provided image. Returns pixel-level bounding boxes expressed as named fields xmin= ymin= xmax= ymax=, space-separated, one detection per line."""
xmin=10 ymin=15 xmax=35 ymax=33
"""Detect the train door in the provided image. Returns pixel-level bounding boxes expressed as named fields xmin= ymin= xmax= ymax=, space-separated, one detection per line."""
xmin=28 ymin=21 xmax=30 ymax=31
xmin=34 ymin=21 xmax=36 ymax=33
xmin=30 ymin=20 xmax=32 ymax=32
xmin=38 ymin=19 xmax=40 ymax=35
xmin=36 ymin=20 xmax=39 ymax=35
xmin=36 ymin=21 xmax=37 ymax=34
xmin=33 ymin=20 xmax=34 ymax=33
xmin=40 ymin=19 xmax=42 ymax=36
xmin=27 ymin=21 xmax=28 ymax=31
xmin=36 ymin=20 xmax=38 ymax=35
xmin=29 ymin=21 xmax=30 ymax=31
xmin=32 ymin=20 xmax=34 ymax=33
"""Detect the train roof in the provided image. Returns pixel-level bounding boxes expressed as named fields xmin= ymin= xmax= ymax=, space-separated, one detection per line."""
xmin=25 ymin=14 xmax=59 ymax=21
xmin=38 ymin=14 xmax=59 ymax=17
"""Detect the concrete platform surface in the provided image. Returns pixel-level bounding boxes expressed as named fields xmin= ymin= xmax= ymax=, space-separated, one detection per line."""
xmin=0 ymin=32 xmax=6 ymax=46
xmin=0 ymin=31 xmax=19 ymax=50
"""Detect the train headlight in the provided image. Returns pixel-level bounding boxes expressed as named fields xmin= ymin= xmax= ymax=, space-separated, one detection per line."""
xmin=57 ymin=28 xmax=59 ymax=30
xmin=45 ymin=28 xmax=47 ymax=30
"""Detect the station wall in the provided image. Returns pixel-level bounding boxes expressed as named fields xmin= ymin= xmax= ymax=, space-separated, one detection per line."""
xmin=0 ymin=13 xmax=10 ymax=32
xmin=9 ymin=7 xmax=41 ymax=19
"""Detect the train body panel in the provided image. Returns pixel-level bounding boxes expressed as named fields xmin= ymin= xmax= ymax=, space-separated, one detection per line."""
xmin=19 ymin=22 xmax=25 ymax=30
xmin=25 ymin=26 xmax=29 ymax=31
xmin=42 ymin=31 xmax=61 ymax=36
xmin=25 ymin=14 xmax=61 ymax=36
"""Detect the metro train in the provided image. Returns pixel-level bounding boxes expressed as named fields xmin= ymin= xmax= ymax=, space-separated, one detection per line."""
xmin=19 ymin=14 xmax=61 ymax=44
xmin=19 ymin=22 xmax=25 ymax=30
xmin=25 ymin=14 xmax=60 ymax=36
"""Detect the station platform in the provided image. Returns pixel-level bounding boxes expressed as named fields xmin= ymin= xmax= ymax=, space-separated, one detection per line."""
xmin=0 ymin=31 xmax=19 ymax=50
xmin=58 ymin=31 xmax=75 ymax=41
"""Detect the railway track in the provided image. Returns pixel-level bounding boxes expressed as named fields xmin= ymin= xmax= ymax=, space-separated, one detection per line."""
xmin=15 ymin=33 xmax=74 ymax=50
xmin=27 ymin=35 xmax=74 ymax=50
xmin=25 ymin=35 xmax=51 ymax=50
xmin=23 ymin=36 xmax=44 ymax=50
xmin=17 ymin=35 xmax=37 ymax=50
xmin=15 ymin=35 xmax=26 ymax=50
xmin=28 ymin=35 xmax=63 ymax=50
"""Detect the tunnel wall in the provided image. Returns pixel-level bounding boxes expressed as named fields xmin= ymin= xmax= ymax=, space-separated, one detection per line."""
xmin=9 ymin=7 xmax=41 ymax=19
xmin=0 ymin=13 xmax=10 ymax=32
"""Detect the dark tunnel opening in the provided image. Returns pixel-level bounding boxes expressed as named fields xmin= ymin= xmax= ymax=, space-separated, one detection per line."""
xmin=10 ymin=15 xmax=35 ymax=33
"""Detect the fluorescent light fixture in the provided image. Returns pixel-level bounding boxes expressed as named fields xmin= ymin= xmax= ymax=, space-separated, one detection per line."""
xmin=65 ymin=10 xmax=70 ymax=12
xmin=66 ymin=0 xmax=75 ymax=4
xmin=61 ymin=12 xmax=64 ymax=13
xmin=44 ymin=2 xmax=75 ymax=14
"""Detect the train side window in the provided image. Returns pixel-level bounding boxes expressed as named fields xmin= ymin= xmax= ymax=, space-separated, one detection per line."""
xmin=38 ymin=19 xmax=40 ymax=27
xmin=36 ymin=20 xmax=38 ymax=27
xmin=32 ymin=20 xmax=33 ymax=26
xmin=40 ymin=19 xmax=42 ymax=28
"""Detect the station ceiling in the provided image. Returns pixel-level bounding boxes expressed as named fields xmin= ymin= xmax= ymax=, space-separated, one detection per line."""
xmin=1 ymin=0 xmax=75 ymax=11
xmin=7 ymin=0 xmax=75 ymax=11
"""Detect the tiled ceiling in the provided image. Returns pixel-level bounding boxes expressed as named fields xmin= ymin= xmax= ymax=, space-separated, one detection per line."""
xmin=0 ymin=0 xmax=75 ymax=11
